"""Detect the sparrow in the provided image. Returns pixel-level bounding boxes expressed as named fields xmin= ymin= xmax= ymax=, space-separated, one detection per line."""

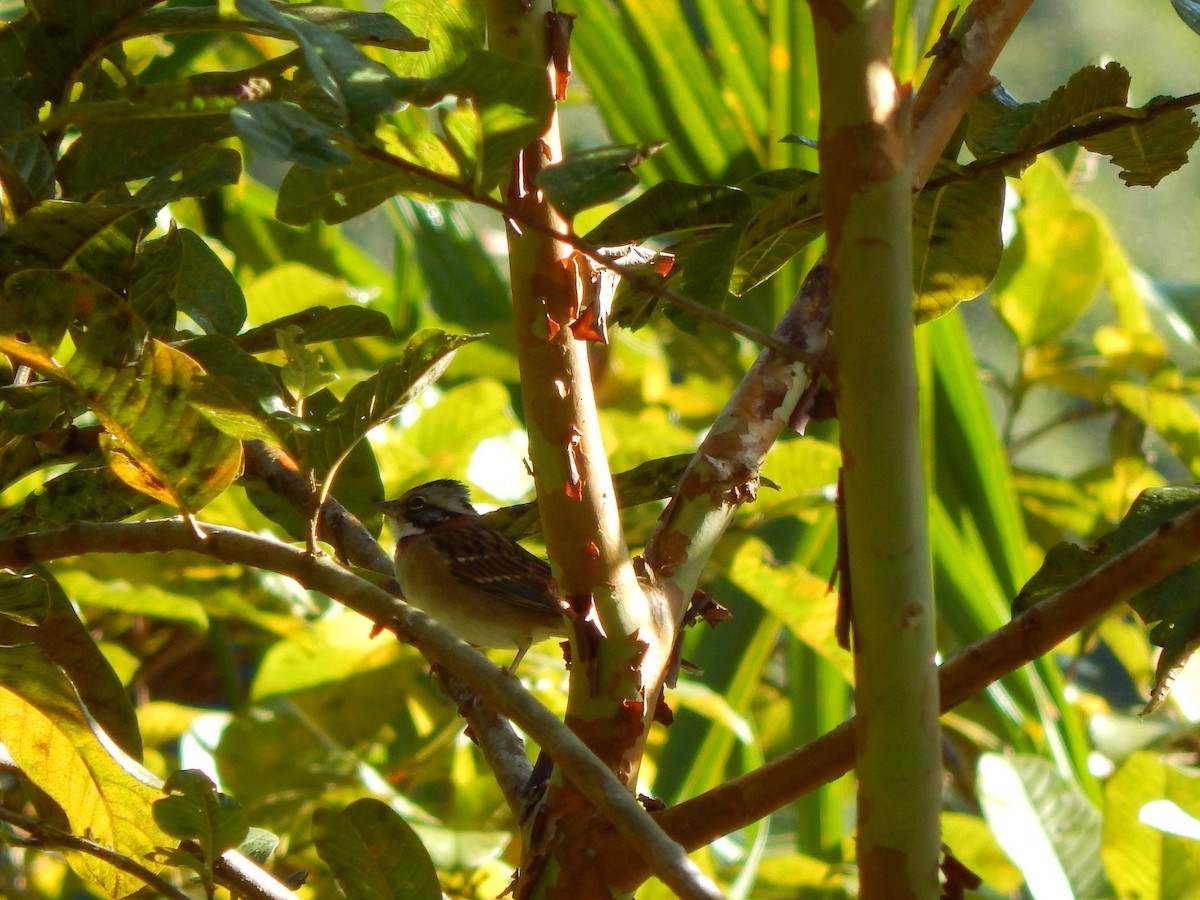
xmin=375 ymin=480 xmax=565 ymax=674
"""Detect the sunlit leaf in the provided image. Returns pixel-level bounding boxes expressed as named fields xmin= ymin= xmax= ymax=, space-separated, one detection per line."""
xmin=991 ymin=157 xmax=1103 ymax=347
xmin=0 ymin=643 xmax=171 ymax=898
xmin=730 ymin=169 xmax=822 ymax=295
xmin=1102 ymin=751 xmax=1200 ymax=899
xmin=912 ymin=168 xmax=1005 ymax=322
xmin=0 ymin=569 xmax=142 ymax=758
xmin=309 ymin=329 xmax=482 ymax=486
xmin=1017 ymin=63 xmax=1131 ymax=149
xmin=978 ymin=754 xmax=1109 ymax=900
xmin=721 ymin=538 xmax=851 ymax=681
xmin=585 ymin=181 xmax=748 ymax=245
xmin=185 ymin=336 xmax=299 ymax=444
xmin=385 ymin=0 xmax=484 ymax=79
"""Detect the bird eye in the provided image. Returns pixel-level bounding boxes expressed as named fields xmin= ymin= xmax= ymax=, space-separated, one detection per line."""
xmin=408 ymin=496 xmax=426 ymax=511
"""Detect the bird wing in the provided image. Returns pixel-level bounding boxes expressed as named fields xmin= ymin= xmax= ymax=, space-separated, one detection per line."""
xmin=431 ymin=523 xmax=560 ymax=615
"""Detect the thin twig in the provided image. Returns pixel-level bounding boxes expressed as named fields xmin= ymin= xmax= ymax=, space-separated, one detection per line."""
xmin=924 ymin=89 xmax=1200 ymax=194
xmin=0 ymin=807 xmax=191 ymax=900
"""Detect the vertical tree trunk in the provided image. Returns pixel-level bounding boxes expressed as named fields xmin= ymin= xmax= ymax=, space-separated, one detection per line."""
xmin=810 ymin=2 xmax=941 ymax=897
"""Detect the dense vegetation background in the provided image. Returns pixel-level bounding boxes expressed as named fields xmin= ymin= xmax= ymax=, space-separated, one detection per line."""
xmin=3 ymin=1 xmax=1200 ymax=898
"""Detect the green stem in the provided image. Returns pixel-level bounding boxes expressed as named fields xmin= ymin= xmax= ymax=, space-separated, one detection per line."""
xmin=810 ymin=2 xmax=940 ymax=898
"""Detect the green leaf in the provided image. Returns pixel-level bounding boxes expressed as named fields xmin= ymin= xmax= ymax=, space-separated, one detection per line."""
xmin=964 ymin=84 xmax=1040 ymax=162
xmin=184 ymin=336 xmax=300 ymax=444
xmin=276 ymin=140 xmax=464 ymax=225
xmin=0 ymin=570 xmax=50 ymax=626
xmin=313 ymin=798 xmax=441 ymax=900
xmin=1173 ymin=0 xmax=1200 ymax=36
xmin=0 ymin=77 xmax=54 ymax=201
xmin=403 ymin=50 xmax=554 ymax=194
xmin=385 ymin=0 xmax=484 ymax=79
xmin=537 ymin=142 xmax=666 ymax=220
xmin=132 ymin=146 xmax=243 ymax=208
xmin=0 ymin=569 xmax=143 ymax=759
xmin=126 ymin=3 xmax=429 ymax=52
xmin=0 ymin=642 xmax=171 ymax=898
xmin=0 ymin=201 xmax=151 ymax=294
xmin=132 ymin=227 xmax=248 ymax=337
xmin=978 ymin=754 xmax=1109 ymax=899
xmin=12 ymin=0 xmax=161 ymax=103
xmin=232 ymin=101 xmax=352 ymax=168
xmin=0 ymin=456 xmax=151 ymax=537
xmin=912 ymin=168 xmax=1005 ymax=322
xmin=1 ymin=269 xmax=102 ymax=353
xmin=673 ymin=225 xmax=745 ymax=316
xmin=991 ymin=157 xmax=1103 ymax=347
xmin=1102 ymin=751 xmax=1200 ymax=899
xmin=235 ymin=0 xmax=404 ymax=134
xmin=1012 ymin=537 xmax=1113 ymax=614
xmin=1109 ymin=382 xmax=1200 ymax=480
xmin=584 ymin=181 xmax=748 ymax=245
xmin=278 ymin=325 xmax=338 ymax=402
xmin=309 ymin=329 xmax=482 ymax=485
xmin=730 ymin=169 xmax=823 ymax=296
xmin=1111 ymin=485 xmax=1200 ymax=711
xmin=2 ymin=323 xmax=244 ymax=513
xmin=1080 ymin=103 xmax=1199 ymax=187
xmin=722 ymin=538 xmax=851 ymax=681
xmin=238 ymin=827 xmax=281 ymax=864
xmin=57 ymin=108 xmax=236 ymax=198
xmin=1017 ymin=63 xmax=1132 ymax=150
xmin=236 ymin=305 xmax=393 ymax=353
xmin=154 ymin=769 xmax=250 ymax=857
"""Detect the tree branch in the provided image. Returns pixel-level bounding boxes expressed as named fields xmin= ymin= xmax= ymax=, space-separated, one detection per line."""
xmin=910 ymin=0 xmax=1037 ymax=185
xmin=0 ymin=807 xmax=191 ymax=900
xmin=622 ymin=491 xmax=1200 ymax=884
xmin=0 ymin=520 xmax=716 ymax=900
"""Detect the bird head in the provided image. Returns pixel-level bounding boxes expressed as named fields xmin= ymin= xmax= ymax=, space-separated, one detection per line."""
xmin=375 ymin=479 xmax=480 ymax=537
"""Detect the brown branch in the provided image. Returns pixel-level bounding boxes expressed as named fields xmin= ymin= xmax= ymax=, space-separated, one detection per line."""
xmin=0 ymin=519 xmax=709 ymax=899
xmin=910 ymin=0 xmax=1037 ymax=185
xmin=0 ymin=806 xmax=191 ymax=900
xmin=616 ymin=494 xmax=1200 ymax=886
xmin=241 ymin=441 xmax=392 ymax=574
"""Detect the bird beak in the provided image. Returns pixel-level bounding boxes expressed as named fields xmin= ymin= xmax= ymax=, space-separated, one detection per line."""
xmin=374 ymin=499 xmax=401 ymax=518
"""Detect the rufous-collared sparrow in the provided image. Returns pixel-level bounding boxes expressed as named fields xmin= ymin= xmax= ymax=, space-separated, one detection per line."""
xmin=375 ymin=480 xmax=565 ymax=674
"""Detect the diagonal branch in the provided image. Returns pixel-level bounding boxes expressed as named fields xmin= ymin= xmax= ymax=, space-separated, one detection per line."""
xmin=589 ymin=485 xmax=1200 ymax=889
xmin=0 ymin=806 xmax=192 ymax=900
xmin=0 ymin=519 xmax=716 ymax=900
